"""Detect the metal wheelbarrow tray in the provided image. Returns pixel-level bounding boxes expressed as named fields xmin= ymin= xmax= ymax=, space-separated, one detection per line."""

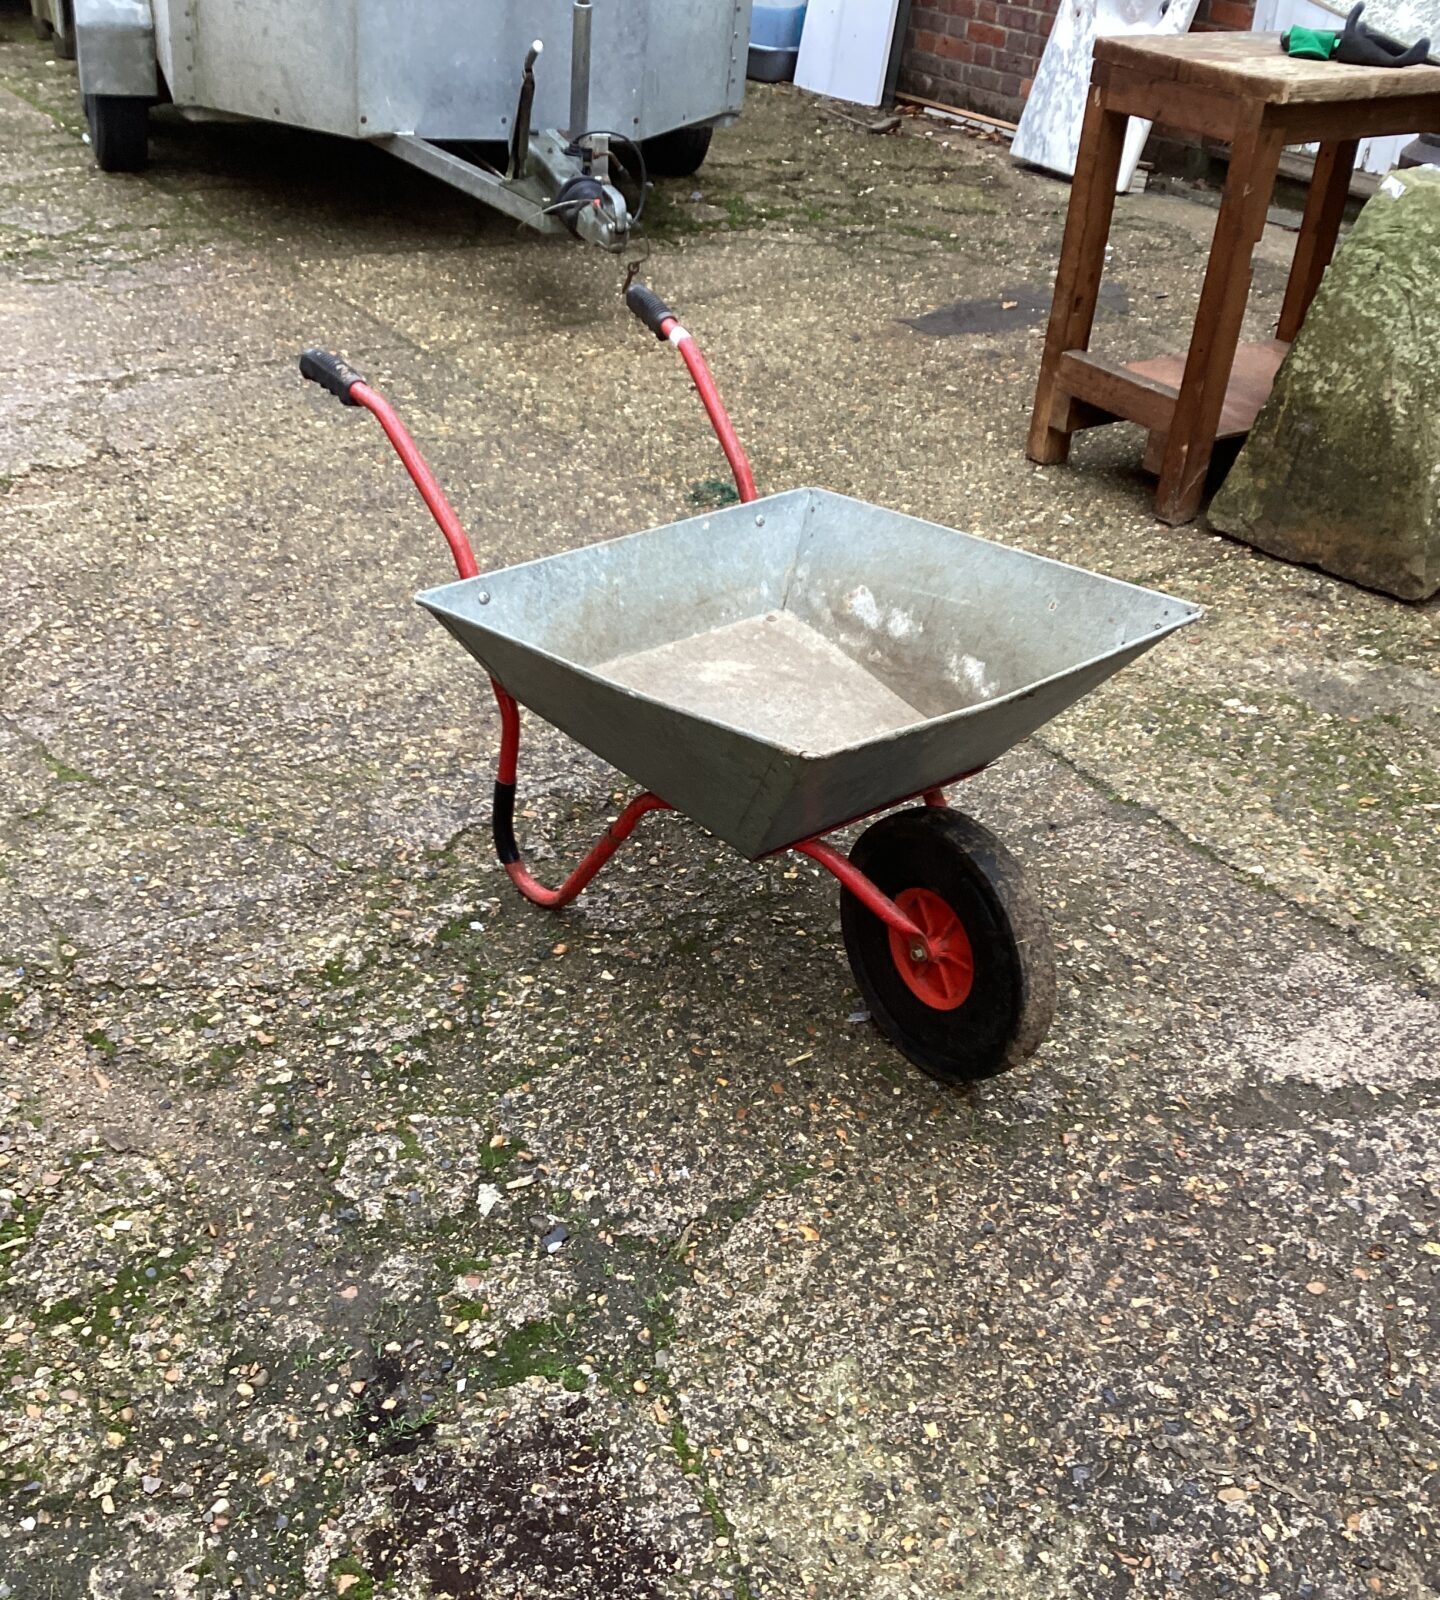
xmin=300 ymin=286 xmax=1200 ymax=1086
xmin=417 ymin=489 xmax=1195 ymax=860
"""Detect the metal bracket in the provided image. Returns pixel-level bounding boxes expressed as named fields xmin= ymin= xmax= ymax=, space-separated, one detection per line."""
xmin=376 ymin=135 xmax=568 ymax=235
xmin=74 ymin=0 xmax=157 ymax=97
xmin=377 ymin=129 xmax=630 ymax=251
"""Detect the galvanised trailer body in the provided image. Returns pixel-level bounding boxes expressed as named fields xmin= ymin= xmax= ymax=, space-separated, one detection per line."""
xmin=70 ymin=0 xmax=751 ymax=247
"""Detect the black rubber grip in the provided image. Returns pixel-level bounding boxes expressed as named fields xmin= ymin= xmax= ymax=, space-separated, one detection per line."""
xmin=492 ymin=780 xmax=520 ymax=865
xmin=299 ymin=348 xmax=365 ymax=405
xmin=625 ymin=283 xmax=675 ymax=340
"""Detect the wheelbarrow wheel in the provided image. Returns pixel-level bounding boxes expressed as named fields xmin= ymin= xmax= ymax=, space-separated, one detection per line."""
xmin=839 ymin=807 xmax=1055 ymax=1084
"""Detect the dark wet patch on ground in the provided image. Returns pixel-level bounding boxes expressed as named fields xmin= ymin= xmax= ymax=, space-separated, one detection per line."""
xmin=902 ymin=280 xmax=1129 ymax=335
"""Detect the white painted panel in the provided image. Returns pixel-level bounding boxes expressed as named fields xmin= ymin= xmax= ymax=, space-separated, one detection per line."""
xmin=795 ymin=0 xmax=903 ymax=106
xmin=1012 ymin=0 xmax=1203 ymax=191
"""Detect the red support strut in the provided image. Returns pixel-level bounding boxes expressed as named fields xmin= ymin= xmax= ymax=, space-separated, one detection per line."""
xmin=492 ymin=680 xmax=522 ymax=785
xmin=793 ymin=838 xmax=929 ymax=949
xmin=504 ymin=792 xmax=673 ymax=908
xmin=487 ymin=677 xmax=671 ymax=906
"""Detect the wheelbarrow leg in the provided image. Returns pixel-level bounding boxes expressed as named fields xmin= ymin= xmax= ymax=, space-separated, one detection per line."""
xmin=489 ymin=680 xmax=671 ymax=907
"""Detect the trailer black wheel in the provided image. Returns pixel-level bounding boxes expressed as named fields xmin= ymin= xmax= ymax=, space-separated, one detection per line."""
xmin=641 ymin=124 xmax=713 ymax=178
xmin=85 ymin=94 xmax=149 ymax=173
xmin=839 ymin=807 xmax=1055 ymax=1085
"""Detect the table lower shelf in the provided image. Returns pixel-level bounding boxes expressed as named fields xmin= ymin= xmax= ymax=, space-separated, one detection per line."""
xmin=1058 ymin=337 xmax=1290 ymax=450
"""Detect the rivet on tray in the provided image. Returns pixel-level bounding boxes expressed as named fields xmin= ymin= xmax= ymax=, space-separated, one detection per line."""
xmin=477 ymin=591 xmax=491 ymax=605
xmin=755 ymin=514 xmax=765 ymax=527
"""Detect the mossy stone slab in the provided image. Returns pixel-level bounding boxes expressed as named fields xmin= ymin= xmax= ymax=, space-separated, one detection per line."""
xmin=1210 ymin=165 xmax=1440 ymax=601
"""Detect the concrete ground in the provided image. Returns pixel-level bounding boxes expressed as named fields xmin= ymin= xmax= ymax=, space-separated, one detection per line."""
xmin=1 ymin=8 xmax=1437 ymax=1598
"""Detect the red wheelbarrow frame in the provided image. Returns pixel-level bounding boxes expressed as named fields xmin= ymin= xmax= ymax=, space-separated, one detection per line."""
xmin=299 ymin=291 xmax=968 ymax=968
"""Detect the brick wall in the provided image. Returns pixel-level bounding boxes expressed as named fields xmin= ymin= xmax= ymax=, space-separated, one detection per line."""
xmin=1194 ymin=0 xmax=1260 ymax=33
xmin=900 ymin=0 xmax=1062 ymax=123
xmin=898 ymin=0 xmax=1258 ymax=125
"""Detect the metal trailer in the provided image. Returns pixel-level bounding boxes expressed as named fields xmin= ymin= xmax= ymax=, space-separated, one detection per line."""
xmin=64 ymin=0 xmax=752 ymax=250
xmin=299 ymin=287 xmax=1200 ymax=1086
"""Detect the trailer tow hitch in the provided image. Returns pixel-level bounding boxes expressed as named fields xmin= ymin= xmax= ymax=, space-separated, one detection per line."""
xmin=380 ymin=1 xmax=636 ymax=252
xmin=522 ymin=1 xmax=636 ymax=252
xmin=539 ymin=136 xmax=633 ymax=251
xmin=548 ymin=174 xmax=629 ymax=250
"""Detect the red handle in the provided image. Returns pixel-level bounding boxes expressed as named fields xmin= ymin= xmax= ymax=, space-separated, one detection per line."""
xmin=625 ymin=285 xmax=757 ymax=504
xmin=658 ymin=318 xmax=758 ymax=505
xmin=348 ymin=383 xmax=479 ymax=581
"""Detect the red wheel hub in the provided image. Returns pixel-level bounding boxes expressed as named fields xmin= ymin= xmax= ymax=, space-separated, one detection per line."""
xmin=888 ymin=888 xmax=974 ymax=1011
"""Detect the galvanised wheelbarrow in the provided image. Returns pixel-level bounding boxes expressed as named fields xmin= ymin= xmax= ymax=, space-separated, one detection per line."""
xmin=300 ymin=285 xmax=1199 ymax=1083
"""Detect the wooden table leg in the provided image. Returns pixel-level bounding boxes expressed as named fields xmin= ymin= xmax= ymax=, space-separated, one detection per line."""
xmin=1027 ymin=89 xmax=1129 ymax=465
xmin=1277 ymin=137 xmax=1358 ymax=342
xmin=1154 ymin=114 xmax=1287 ymax=525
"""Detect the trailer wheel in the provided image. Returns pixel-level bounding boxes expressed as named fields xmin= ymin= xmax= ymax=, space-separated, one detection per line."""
xmin=641 ymin=124 xmax=713 ymax=178
xmin=839 ymin=807 xmax=1055 ymax=1084
xmin=86 ymin=94 xmax=149 ymax=173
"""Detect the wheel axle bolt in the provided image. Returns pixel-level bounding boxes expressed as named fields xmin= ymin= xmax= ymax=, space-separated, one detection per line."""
xmin=909 ymin=941 xmax=928 ymax=964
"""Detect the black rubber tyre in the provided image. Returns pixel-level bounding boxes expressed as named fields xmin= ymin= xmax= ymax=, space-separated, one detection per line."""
xmin=85 ymin=94 xmax=149 ymax=173
xmin=641 ymin=124 xmax=713 ymax=178
xmin=839 ymin=807 xmax=1056 ymax=1085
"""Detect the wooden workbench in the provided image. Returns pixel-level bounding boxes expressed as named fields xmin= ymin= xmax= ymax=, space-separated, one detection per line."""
xmin=1026 ymin=33 xmax=1440 ymax=525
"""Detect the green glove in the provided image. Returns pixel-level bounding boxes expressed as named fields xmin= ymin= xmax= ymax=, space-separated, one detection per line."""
xmin=1281 ymin=5 xmax=1432 ymax=64
xmin=1281 ymin=25 xmax=1340 ymax=58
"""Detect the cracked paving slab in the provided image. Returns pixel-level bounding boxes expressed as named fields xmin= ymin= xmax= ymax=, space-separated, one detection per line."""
xmin=0 ymin=11 xmax=1436 ymax=1600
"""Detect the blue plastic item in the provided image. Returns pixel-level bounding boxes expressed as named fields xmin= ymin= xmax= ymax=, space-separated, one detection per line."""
xmin=748 ymin=44 xmax=799 ymax=81
xmin=751 ymin=3 xmax=806 ymax=50
xmin=749 ymin=2 xmax=805 ymax=80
